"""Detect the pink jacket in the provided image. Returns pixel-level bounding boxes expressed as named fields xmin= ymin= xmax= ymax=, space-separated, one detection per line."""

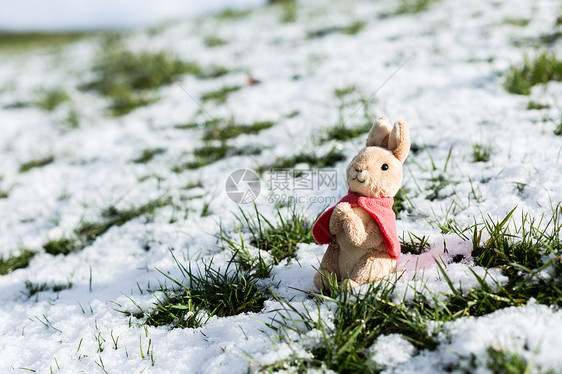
xmin=312 ymin=191 xmax=400 ymax=259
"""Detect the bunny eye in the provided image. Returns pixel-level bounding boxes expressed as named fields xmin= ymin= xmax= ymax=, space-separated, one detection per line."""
xmin=381 ymin=163 xmax=389 ymax=171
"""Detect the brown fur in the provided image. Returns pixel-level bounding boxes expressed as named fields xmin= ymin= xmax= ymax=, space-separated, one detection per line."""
xmin=314 ymin=116 xmax=410 ymax=291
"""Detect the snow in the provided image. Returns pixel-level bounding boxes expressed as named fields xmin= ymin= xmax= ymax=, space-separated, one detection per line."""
xmin=0 ymin=0 xmax=561 ymax=372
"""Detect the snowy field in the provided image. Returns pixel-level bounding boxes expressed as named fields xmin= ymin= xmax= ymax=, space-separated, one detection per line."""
xmin=0 ymin=0 xmax=561 ymax=372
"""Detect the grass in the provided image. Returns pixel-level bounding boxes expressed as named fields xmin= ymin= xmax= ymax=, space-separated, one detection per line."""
xmin=471 ymin=206 xmax=561 ymax=282
xmin=423 ymin=147 xmax=458 ymax=201
xmin=82 ymin=42 xmax=227 ymax=115
xmin=124 ymin=252 xmax=267 ymax=329
xmin=43 ymin=198 xmax=173 ymax=256
xmin=43 ymin=237 xmax=81 ymax=256
xmin=215 ymin=8 xmax=252 ymax=19
xmin=278 ymin=1 xmax=297 ymax=23
xmin=393 ymin=187 xmax=410 ymax=216
xmin=0 ymin=250 xmax=36 ymax=276
xmin=34 ymin=88 xmax=69 ymax=111
xmin=203 ymin=35 xmax=227 ymax=47
xmin=381 ymin=0 xmax=441 ymax=17
xmin=259 ymin=147 xmax=345 ymax=173
xmin=263 ymin=205 xmax=562 ymax=372
xmin=76 ymin=197 xmax=172 ymax=244
xmin=483 ymin=346 xmax=557 ymax=374
xmin=19 ymin=156 xmax=55 ymax=173
xmin=202 ymin=120 xmax=274 ymax=141
xmin=472 ymin=143 xmax=493 ymax=163
xmin=504 ymin=52 xmax=562 ymax=95
xmin=24 ymin=280 xmax=73 ymax=298
xmin=262 ymin=280 xmax=439 ymax=373
xmin=172 ymin=143 xmax=258 ymax=172
xmin=200 ymin=85 xmax=242 ymax=103
xmin=552 ymin=114 xmax=562 ymax=136
xmin=132 ymin=148 xmax=166 ymax=163
xmin=307 ymin=20 xmax=366 ymax=39
xmin=323 ymin=123 xmax=371 ymax=142
xmin=234 ymin=205 xmax=315 ymax=266
xmin=502 ymin=18 xmax=531 ymax=27
xmin=0 ymin=31 xmax=93 ymax=51
xmin=527 ymin=101 xmax=550 ymax=110
xmin=400 ymin=232 xmax=430 ymax=255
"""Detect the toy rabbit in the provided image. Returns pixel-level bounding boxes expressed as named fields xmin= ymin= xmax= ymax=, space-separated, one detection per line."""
xmin=312 ymin=116 xmax=410 ymax=290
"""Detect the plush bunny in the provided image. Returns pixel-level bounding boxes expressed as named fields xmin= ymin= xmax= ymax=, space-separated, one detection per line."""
xmin=312 ymin=116 xmax=410 ymax=290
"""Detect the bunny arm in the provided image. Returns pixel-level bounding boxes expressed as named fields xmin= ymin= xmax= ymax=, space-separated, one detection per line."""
xmin=328 ymin=202 xmax=349 ymax=235
xmin=329 ymin=202 xmax=369 ymax=246
xmin=313 ymin=242 xmax=341 ymax=290
xmin=341 ymin=251 xmax=396 ymax=289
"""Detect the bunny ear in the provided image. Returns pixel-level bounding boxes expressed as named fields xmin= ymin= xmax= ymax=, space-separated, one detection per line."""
xmin=366 ymin=116 xmax=392 ymax=148
xmin=388 ymin=120 xmax=410 ymax=163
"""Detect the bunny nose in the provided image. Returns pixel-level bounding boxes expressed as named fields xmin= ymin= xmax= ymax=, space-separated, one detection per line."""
xmin=356 ymin=170 xmax=368 ymax=182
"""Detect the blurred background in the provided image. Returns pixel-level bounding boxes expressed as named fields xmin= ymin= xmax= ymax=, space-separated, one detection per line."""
xmin=0 ymin=0 xmax=267 ymax=31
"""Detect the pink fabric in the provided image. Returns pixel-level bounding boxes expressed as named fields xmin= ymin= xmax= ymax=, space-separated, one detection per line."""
xmin=312 ymin=191 xmax=400 ymax=259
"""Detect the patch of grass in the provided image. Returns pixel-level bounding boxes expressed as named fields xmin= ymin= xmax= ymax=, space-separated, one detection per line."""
xmin=64 ymin=108 xmax=80 ymax=130
xmin=173 ymin=143 xmax=260 ymax=172
xmin=472 ymin=143 xmax=493 ymax=163
xmin=24 ymin=280 xmax=73 ymax=298
xmin=203 ymin=35 xmax=227 ymax=47
xmin=472 ymin=207 xmax=559 ymax=278
xmin=424 ymin=147 xmax=458 ymax=201
xmin=554 ymin=115 xmax=562 ymax=136
xmin=132 ymin=148 xmax=166 ymax=163
xmin=539 ymin=31 xmax=562 ymax=45
xmin=220 ymin=229 xmax=272 ymax=279
xmin=260 ymin=147 xmax=345 ymax=173
xmin=235 ymin=205 xmax=315 ymax=265
xmin=0 ymin=31 xmax=93 ymax=51
xmin=43 ymin=237 xmax=81 ymax=256
xmin=172 ymin=144 xmax=228 ymax=172
xmin=465 ymin=206 xmax=562 ymax=308
xmin=82 ymin=44 xmax=226 ymax=115
xmin=3 ymin=101 xmax=31 ymax=110
xmin=126 ymin=252 xmax=267 ymax=329
xmin=263 ymin=280 xmax=439 ymax=373
xmin=183 ymin=181 xmax=203 ymax=190
xmin=76 ymin=197 xmax=172 ymax=244
xmin=502 ymin=18 xmax=531 ymax=27
xmin=381 ymin=0 xmax=441 ymax=17
xmin=34 ymin=88 xmax=69 ymax=111
xmin=527 ymin=101 xmax=550 ymax=110
xmin=278 ymin=1 xmax=297 ymax=23
xmin=0 ymin=250 xmax=36 ymax=275
xmin=0 ymin=190 xmax=8 ymax=199
xmin=393 ymin=187 xmax=410 ymax=216
xmin=306 ymin=20 xmax=366 ymax=39
xmin=265 ymin=206 xmax=562 ymax=372
xmin=215 ymin=8 xmax=252 ymax=19
xmin=334 ymin=84 xmax=357 ymax=101
xmin=504 ymin=52 xmax=562 ymax=95
xmin=44 ymin=198 xmax=173 ymax=256
xmin=400 ymin=232 xmax=430 ymax=255
xmin=485 ymin=347 xmax=536 ymax=374
xmin=202 ymin=120 xmax=274 ymax=141
xmin=200 ymin=85 xmax=242 ymax=103
xmin=323 ymin=123 xmax=372 ymax=142
xmin=19 ymin=156 xmax=55 ymax=173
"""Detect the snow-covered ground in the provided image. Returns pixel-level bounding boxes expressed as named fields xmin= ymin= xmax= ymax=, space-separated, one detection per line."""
xmin=0 ymin=0 xmax=561 ymax=372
